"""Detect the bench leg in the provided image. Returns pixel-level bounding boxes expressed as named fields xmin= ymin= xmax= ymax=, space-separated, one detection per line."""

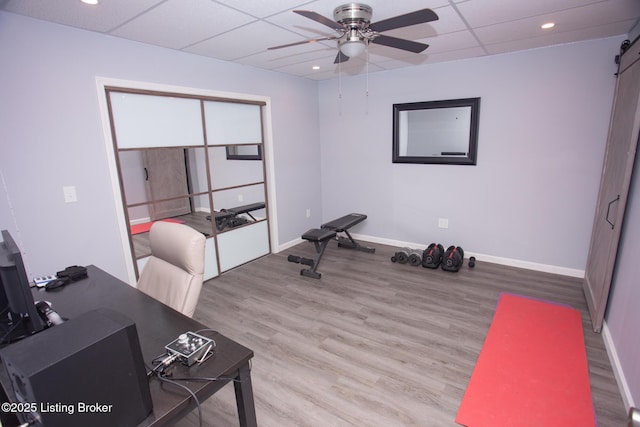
xmin=337 ymin=230 xmax=376 ymax=253
xmin=301 ymin=239 xmax=331 ymax=279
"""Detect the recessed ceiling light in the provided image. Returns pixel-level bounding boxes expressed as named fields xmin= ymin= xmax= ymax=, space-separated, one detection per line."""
xmin=541 ymin=22 xmax=555 ymax=29
xmin=312 ymin=66 xmax=320 ymax=70
xmin=81 ymin=0 xmax=99 ymax=5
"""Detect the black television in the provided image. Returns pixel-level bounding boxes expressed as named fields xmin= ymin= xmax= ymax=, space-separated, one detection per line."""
xmin=0 ymin=230 xmax=45 ymax=344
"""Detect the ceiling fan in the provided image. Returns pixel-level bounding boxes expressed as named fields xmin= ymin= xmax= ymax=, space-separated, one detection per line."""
xmin=268 ymin=3 xmax=439 ymax=64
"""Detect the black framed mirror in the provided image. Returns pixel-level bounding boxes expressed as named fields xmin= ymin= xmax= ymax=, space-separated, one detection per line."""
xmin=392 ymin=97 xmax=480 ymax=165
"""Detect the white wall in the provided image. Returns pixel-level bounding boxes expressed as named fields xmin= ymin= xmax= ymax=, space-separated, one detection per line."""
xmin=317 ymin=37 xmax=624 ymax=273
xmin=0 ymin=11 xmax=322 ymax=282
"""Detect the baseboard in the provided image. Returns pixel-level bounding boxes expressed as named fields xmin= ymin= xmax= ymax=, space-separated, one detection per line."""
xmin=354 ymin=233 xmax=586 ymax=278
xmin=280 ymin=232 xmax=584 ymax=278
xmin=276 ymin=237 xmax=303 ymax=252
xmin=130 ymin=217 xmax=151 ymax=226
xmin=602 ymin=321 xmax=634 ymax=411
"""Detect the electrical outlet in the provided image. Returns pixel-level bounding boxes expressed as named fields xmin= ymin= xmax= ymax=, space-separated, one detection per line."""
xmin=438 ymin=218 xmax=449 ymax=229
xmin=237 ymin=194 xmax=244 ymax=202
xmin=63 ymin=186 xmax=77 ymax=203
xmin=306 ymin=209 xmax=311 ymax=218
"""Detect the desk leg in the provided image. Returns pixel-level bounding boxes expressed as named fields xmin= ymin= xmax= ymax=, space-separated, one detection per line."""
xmin=234 ymin=363 xmax=257 ymax=427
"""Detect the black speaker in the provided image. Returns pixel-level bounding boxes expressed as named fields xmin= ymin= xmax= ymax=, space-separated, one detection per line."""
xmin=0 ymin=308 xmax=153 ymax=427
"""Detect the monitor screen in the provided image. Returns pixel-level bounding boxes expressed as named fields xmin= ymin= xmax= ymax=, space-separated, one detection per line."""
xmin=0 ymin=230 xmax=45 ymax=344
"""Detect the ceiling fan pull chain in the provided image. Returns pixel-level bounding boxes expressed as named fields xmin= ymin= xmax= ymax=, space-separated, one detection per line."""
xmin=338 ymin=58 xmax=343 ymax=116
xmin=365 ymin=43 xmax=369 ymax=115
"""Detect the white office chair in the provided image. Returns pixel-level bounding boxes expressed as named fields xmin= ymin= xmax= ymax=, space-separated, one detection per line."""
xmin=137 ymin=221 xmax=206 ymax=318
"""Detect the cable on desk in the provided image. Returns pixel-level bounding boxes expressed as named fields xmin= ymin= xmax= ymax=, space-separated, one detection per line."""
xmin=167 ymin=373 xmax=246 ymax=383
xmin=147 ymin=352 xmax=203 ymax=427
xmin=156 ymin=372 xmax=203 ymax=427
xmin=149 ymin=352 xmax=178 ymax=375
xmin=0 ymin=314 xmax=30 ymax=346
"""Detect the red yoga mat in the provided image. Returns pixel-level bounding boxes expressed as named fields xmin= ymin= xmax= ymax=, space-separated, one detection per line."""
xmin=456 ymin=293 xmax=595 ymax=427
xmin=130 ymin=218 xmax=185 ymax=235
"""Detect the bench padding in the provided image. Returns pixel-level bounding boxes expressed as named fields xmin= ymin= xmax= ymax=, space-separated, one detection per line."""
xmin=321 ymin=213 xmax=367 ymax=232
xmin=302 ymin=228 xmax=336 ymax=242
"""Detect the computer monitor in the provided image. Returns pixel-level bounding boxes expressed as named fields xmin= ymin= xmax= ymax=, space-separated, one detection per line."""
xmin=0 ymin=230 xmax=45 ymax=344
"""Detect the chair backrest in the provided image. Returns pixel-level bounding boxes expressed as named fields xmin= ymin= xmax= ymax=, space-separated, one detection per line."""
xmin=137 ymin=221 xmax=206 ymax=318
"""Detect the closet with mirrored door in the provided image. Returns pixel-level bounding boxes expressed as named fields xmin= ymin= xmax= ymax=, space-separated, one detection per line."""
xmin=106 ymin=88 xmax=270 ymax=280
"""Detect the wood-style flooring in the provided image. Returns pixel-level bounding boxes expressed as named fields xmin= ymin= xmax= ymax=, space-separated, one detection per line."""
xmin=176 ymin=240 xmax=627 ymax=427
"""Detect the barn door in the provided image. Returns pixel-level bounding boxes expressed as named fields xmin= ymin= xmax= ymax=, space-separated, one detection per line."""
xmin=142 ymin=148 xmax=191 ymax=220
xmin=583 ymin=49 xmax=640 ymax=332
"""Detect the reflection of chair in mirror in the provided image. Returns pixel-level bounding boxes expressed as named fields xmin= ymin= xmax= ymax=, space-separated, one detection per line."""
xmin=137 ymin=221 xmax=206 ymax=318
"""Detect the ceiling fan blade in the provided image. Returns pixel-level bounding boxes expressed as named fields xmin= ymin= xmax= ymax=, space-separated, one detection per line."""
xmin=268 ymin=36 xmax=337 ymax=50
xmin=334 ymin=51 xmax=350 ymax=64
xmin=294 ymin=10 xmax=343 ymax=31
xmin=369 ymin=8 xmax=439 ymax=33
xmin=371 ymin=35 xmax=429 ymax=53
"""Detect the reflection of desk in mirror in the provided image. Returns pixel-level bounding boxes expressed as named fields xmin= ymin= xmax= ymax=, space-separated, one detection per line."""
xmin=0 ymin=265 xmax=256 ymax=427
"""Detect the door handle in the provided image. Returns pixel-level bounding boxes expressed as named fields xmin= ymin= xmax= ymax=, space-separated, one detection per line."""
xmin=606 ymin=195 xmax=620 ymax=229
xmin=144 ymin=167 xmax=149 ymax=181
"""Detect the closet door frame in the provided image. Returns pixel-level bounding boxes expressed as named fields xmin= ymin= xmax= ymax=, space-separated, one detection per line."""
xmin=95 ymin=77 xmax=278 ymax=285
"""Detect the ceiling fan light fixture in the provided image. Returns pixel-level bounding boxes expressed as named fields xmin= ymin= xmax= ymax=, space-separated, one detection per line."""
xmin=340 ymin=39 xmax=366 ymax=57
xmin=339 ymin=28 xmax=366 ymax=57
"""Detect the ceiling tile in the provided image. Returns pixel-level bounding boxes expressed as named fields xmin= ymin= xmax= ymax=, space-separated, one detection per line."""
xmin=186 ymin=21 xmax=308 ymax=60
xmin=418 ymin=30 xmax=482 ymax=55
xmin=456 ymin=0 xmax=606 ymax=28
xmin=423 ymin=46 xmax=487 ymax=65
xmin=213 ymin=0 xmax=314 ymax=18
xmin=1 ymin=0 xmax=165 ymax=32
xmin=237 ymin=44 xmax=336 ymax=70
xmin=110 ymin=0 xmax=256 ymax=49
xmin=485 ymin=19 xmax=638 ymax=55
xmin=474 ymin=1 xmax=640 ymax=46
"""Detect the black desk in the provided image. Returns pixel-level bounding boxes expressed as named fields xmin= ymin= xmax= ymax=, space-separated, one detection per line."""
xmin=3 ymin=265 xmax=256 ymax=427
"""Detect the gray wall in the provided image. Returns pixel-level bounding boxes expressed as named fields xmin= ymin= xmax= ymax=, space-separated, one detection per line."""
xmin=607 ymin=141 xmax=640 ymax=408
xmin=317 ymin=37 xmax=623 ymax=273
xmin=0 ymin=11 xmax=322 ymax=281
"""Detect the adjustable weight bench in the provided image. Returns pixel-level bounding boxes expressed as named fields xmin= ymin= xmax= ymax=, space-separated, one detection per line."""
xmin=290 ymin=213 xmax=375 ymax=279
xmin=206 ymin=202 xmax=265 ymax=232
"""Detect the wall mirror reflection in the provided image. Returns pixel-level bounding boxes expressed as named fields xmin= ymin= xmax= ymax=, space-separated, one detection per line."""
xmin=393 ymin=97 xmax=480 ymax=165
xmin=210 ymin=145 xmax=264 ymax=190
xmin=226 ymin=145 xmax=262 ymax=160
xmin=211 ymin=184 xmax=267 ymax=233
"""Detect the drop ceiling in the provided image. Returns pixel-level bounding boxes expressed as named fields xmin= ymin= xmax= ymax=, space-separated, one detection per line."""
xmin=2 ymin=0 xmax=639 ymax=80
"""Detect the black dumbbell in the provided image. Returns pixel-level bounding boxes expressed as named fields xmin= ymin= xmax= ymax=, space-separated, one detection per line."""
xmin=408 ymin=249 xmax=423 ymax=266
xmin=468 ymin=256 xmax=476 ymax=268
xmin=395 ymin=248 xmax=411 ymax=264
